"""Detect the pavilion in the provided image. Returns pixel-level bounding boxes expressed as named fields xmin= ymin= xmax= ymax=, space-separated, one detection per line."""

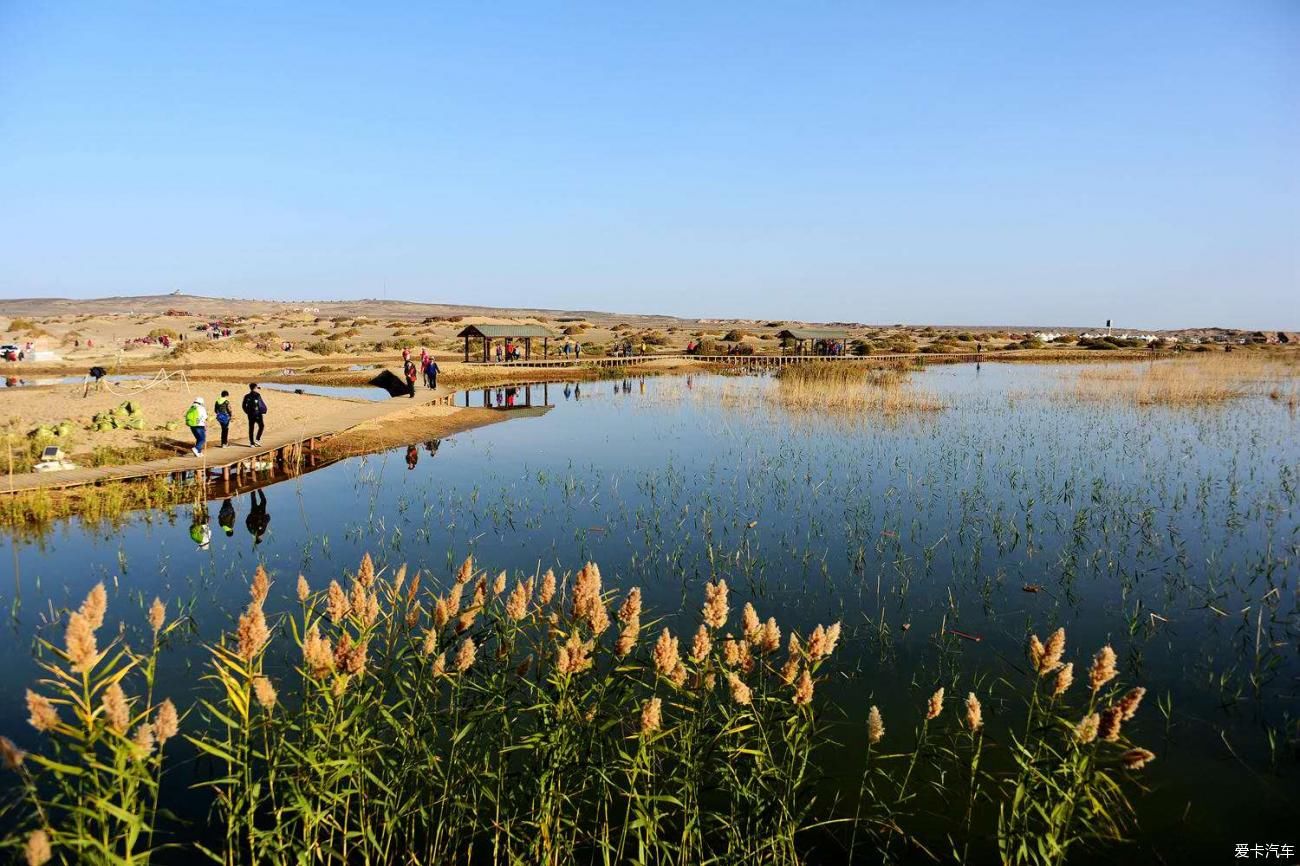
xmin=776 ymin=327 xmax=849 ymax=355
xmin=457 ymin=323 xmax=559 ymax=362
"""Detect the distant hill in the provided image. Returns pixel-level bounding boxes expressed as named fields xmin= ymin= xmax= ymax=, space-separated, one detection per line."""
xmin=0 ymin=293 xmax=690 ymax=326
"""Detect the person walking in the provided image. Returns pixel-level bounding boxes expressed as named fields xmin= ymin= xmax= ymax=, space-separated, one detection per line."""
xmin=425 ymin=358 xmax=440 ymax=389
xmin=242 ymin=383 xmax=267 ymax=446
xmin=404 ymin=358 xmax=417 ymax=397
xmin=574 ymin=342 xmax=582 ymax=360
xmin=213 ymin=390 xmax=233 ymax=448
xmin=185 ymin=397 xmax=207 ymax=456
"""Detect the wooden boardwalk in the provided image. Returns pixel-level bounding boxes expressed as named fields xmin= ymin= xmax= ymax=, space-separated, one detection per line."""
xmin=2 ymin=387 xmax=458 ymax=495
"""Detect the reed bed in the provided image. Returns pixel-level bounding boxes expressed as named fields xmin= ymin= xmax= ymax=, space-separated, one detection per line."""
xmin=3 ymin=556 xmax=1159 ymax=865
xmin=771 ymin=363 xmax=943 ymax=414
xmin=1066 ymin=354 xmax=1299 ymax=406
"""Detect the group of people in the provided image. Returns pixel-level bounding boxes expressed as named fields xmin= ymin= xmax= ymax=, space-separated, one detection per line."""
xmin=402 ymin=347 xmax=440 ymax=397
xmin=495 ymin=341 xmax=524 ymax=362
xmin=186 ymin=382 xmax=269 ymax=456
xmin=560 ymin=340 xmax=582 ymax=359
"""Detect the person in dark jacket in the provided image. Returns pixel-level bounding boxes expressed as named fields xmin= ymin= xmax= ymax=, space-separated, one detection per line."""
xmin=242 ymin=383 xmax=268 ymax=446
xmin=424 ymin=359 xmax=440 ymax=389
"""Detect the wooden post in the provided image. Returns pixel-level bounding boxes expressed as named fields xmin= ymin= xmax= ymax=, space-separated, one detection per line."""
xmin=544 ymin=337 xmax=549 ymax=358
xmin=464 ymin=336 xmax=469 ymax=363
xmin=525 ymin=337 xmax=532 ymax=360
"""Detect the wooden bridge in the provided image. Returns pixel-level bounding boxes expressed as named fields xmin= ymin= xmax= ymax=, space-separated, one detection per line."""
xmin=2 ymin=387 xmax=460 ymax=497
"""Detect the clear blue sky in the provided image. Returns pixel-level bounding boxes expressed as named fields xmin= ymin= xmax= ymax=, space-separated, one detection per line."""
xmin=1 ymin=2 xmax=1296 ymax=329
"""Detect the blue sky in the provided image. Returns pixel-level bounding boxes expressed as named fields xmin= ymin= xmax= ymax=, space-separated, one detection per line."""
xmin=1 ymin=2 xmax=1295 ymax=328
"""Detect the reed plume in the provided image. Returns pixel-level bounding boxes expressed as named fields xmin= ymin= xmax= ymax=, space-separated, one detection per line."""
xmin=102 ymin=682 xmax=130 ymax=733
xmin=455 ymin=555 xmax=473 ymax=585
xmin=253 ymin=676 xmax=277 ymax=710
xmin=492 ymin=571 xmax=507 ymax=597
xmin=1075 ymin=713 xmax=1100 ymax=744
xmin=538 ymin=568 xmax=556 ymax=605
xmin=867 ymin=705 xmax=885 ymax=744
xmin=132 ymin=724 xmax=154 ymax=756
xmin=1029 ymin=627 xmax=1065 ymax=675
xmin=422 ymin=628 xmax=438 ymax=656
xmin=357 ymin=553 xmax=375 ymax=588
xmin=652 ymin=629 xmax=680 ymax=677
xmin=433 ymin=597 xmax=450 ymax=628
xmin=251 ymin=564 xmax=270 ymax=605
xmin=726 ymin=672 xmax=753 ymax=706
xmin=1089 ymin=646 xmax=1118 ymax=692
xmin=964 ymin=692 xmax=982 ymax=731
xmin=454 ymin=637 xmax=477 ymax=673
xmin=1 ymin=735 xmax=26 ymax=769
xmin=431 ymin=652 xmax=447 ymax=677
xmin=153 ymin=699 xmax=179 ymax=744
xmin=236 ymin=601 xmax=270 ymax=662
xmin=690 ymin=624 xmax=712 ymax=662
xmin=296 ymin=575 xmax=310 ymax=602
xmin=742 ymin=603 xmax=761 ymax=643
xmin=1120 ymin=748 xmax=1156 ymax=770
xmin=64 ymin=611 xmax=98 ymax=674
xmin=702 ymin=579 xmax=729 ymax=629
xmin=758 ymin=618 xmax=781 ymax=654
xmin=1118 ymin=687 xmax=1146 ymax=721
xmin=1052 ymin=662 xmax=1074 ymax=698
xmin=556 ymin=632 xmax=594 ymax=675
xmin=506 ymin=580 xmax=530 ymax=621
xmin=780 ymin=656 xmax=800 ymax=685
xmin=81 ymin=582 xmax=107 ymax=630
xmin=617 ymin=587 xmax=642 ymax=624
xmin=1098 ymin=707 xmax=1123 ymax=742
xmin=25 ymin=829 xmax=50 ymax=866
xmin=26 ymin=690 xmax=59 ymax=732
xmin=926 ymin=687 xmax=944 ymax=720
xmin=302 ymin=624 xmax=335 ymax=677
xmin=792 ymin=668 xmax=814 ymax=706
xmin=640 ymin=697 xmax=663 ymax=735
xmin=327 ymin=581 xmax=349 ymax=624
xmin=148 ymin=597 xmax=166 ymax=634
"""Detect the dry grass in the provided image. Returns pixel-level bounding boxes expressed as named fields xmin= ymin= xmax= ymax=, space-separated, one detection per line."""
xmin=770 ymin=362 xmax=943 ymax=414
xmin=1068 ymin=354 xmax=1299 ymax=406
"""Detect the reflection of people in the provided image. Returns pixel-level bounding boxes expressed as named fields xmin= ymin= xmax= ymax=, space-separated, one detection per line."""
xmin=573 ymin=383 xmax=581 ymax=400
xmin=563 ymin=384 xmax=571 ymax=400
xmin=406 ymin=444 xmax=418 ymax=470
xmin=424 ymin=439 xmax=441 ymax=455
xmin=218 ymin=498 xmax=236 ymax=536
xmin=245 ymin=489 xmax=270 ymax=545
xmin=189 ymin=507 xmax=211 ymax=550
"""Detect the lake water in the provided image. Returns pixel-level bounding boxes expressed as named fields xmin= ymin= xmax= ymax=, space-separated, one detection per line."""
xmin=3 ymin=363 xmax=1297 ymax=862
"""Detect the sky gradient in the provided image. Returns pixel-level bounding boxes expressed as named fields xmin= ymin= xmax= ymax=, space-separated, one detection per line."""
xmin=1 ymin=2 xmax=1296 ymax=328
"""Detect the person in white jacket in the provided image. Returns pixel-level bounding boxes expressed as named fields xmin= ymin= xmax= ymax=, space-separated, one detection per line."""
xmin=186 ymin=396 xmax=208 ymax=456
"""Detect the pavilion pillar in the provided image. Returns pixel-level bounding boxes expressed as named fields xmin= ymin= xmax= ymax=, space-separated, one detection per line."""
xmin=526 ymin=337 xmax=532 ymax=360
xmin=464 ymin=336 xmax=469 ymax=363
xmin=544 ymin=337 xmax=549 ymax=358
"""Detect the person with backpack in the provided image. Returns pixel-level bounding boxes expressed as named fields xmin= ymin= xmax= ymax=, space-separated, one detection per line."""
xmin=404 ymin=358 xmax=418 ymax=397
xmin=242 ymin=383 xmax=267 ymax=446
xmin=425 ymin=358 xmax=440 ymax=389
xmin=213 ymin=390 xmax=233 ymax=448
xmin=185 ymin=397 xmax=207 ymax=456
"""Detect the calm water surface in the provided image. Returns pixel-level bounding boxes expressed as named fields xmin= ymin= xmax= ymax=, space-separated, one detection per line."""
xmin=3 ymin=363 xmax=1297 ymax=862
